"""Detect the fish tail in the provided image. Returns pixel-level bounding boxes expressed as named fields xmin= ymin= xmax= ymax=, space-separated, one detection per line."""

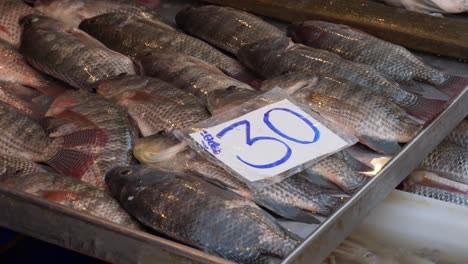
xmin=359 ymin=135 xmax=401 ymax=155
xmin=46 ymin=129 xmax=108 ymax=179
xmin=434 ymin=75 xmax=468 ymax=98
xmin=253 ymin=197 xmax=321 ymax=224
xmin=401 ymin=95 xmax=448 ymax=121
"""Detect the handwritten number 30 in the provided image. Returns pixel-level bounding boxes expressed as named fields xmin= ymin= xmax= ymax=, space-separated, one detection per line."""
xmin=216 ymin=108 xmax=321 ymax=169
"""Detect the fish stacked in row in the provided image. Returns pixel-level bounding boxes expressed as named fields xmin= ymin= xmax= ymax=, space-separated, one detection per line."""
xmin=403 ymin=119 xmax=468 ymax=207
xmin=0 ymin=1 xmax=341 ymax=262
xmin=0 ymin=0 xmax=462 ymax=262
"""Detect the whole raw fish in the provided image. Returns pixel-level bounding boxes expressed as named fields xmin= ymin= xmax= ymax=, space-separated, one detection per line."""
xmin=238 ymin=37 xmax=447 ymax=120
xmin=288 ymin=21 xmax=465 ymax=96
xmin=0 ymin=0 xmax=34 ymax=47
xmin=380 ymin=0 xmax=468 ymax=14
xmin=106 ymin=165 xmax=301 ymax=263
xmin=97 ymin=75 xmax=210 ymax=136
xmin=46 ymin=91 xmax=136 ymax=189
xmin=175 ymin=5 xmax=284 ymax=55
xmin=0 ymin=40 xmax=70 ymax=96
xmin=0 ymin=164 xmax=140 ymax=228
xmin=134 ymin=133 xmax=344 ymax=223
xmin=447 ymin=120 xmax=468 ymax=148
xmin=404 ymin=184 xmax=468 ymax=207
xmin=293 ymin=74 xmax=422 ymax=155
xmin=137 ymin=52 xmax=254 ymax=105
xmin=420 ymin=141 xmax=468 ymax=184
xmin=20 ymin=14 xmax=136 ymax=90
xmin=79 ymin=13 xmax=256 ymax=83
xmin=34 ymin=0 xmax=166 ymax=28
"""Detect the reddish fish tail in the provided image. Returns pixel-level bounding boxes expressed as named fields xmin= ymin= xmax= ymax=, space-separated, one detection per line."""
xmin=435 ymin=75 xmax=468 ymax=98
xmin=402 ymin=96 xmax=448 ymax=122
xmin=46 ymin=129 xmax=108 ymax=180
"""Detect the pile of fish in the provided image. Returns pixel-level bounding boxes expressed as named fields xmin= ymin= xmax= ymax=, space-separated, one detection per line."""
xmin=0 ymin=0 xmax=464 ymax=263
xmin=403 ymin=119 xmax=468 ymax=207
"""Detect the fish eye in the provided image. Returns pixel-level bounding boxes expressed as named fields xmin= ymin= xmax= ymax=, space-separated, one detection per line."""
xmin=120 ymin=169 xmax=132 ymax=176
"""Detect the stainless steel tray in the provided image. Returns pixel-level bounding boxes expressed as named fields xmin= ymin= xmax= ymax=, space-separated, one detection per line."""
xmin=1 ymin=1 xmax=468 ymax=264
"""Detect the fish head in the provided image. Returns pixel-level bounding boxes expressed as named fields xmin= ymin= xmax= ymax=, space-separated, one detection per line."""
xmin=206 ymin=87 xmax=258 ymax=115
xmin=133 ymin=133 xmax=187 ymax=164
xmin=105 ymin=165 xmax=174 ymax=198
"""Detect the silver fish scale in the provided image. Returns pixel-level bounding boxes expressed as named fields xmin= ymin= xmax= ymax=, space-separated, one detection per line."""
xmin=447 ymin=120 xmax=468 ymax=148
xmin=420 ymin=141 xmax=468 ymax=184
xmin=293 ymin=76 xmax=421 ymax=143
xmin=239 ymin=38 xmax=417 ymax=107
xmin=291 ymin=21 xmax=448 ymax=84
xmin=0 ymin=155 xmax=44 ymax=176
xmin=406 ymin=184 xmax=468 ymax=207
xmin=253 ymin=175 xmax=343 ymax=216
xmin=20 ymin=16 xmax=135 ymax=90
xmin=0 ymin=171 xmax=140 ymax=228
xmin=114 ymin=169 xmax=299 ymax=263
xmin=79 ymin=13 xmax=252 ymax=81
xmin=139 ymin=53 xmax=253 ymax=105
xmin=176 ymin=5 xmax=285 ymax=55
xmin=305 ymin=154 xmax=368 ymax=193
xmin=0 ymin=0 xmax=33 ymax=47
xmin=0 ymin=102 xmax=59 ymax=161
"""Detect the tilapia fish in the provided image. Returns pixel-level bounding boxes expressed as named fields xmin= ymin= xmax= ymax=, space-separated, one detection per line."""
xmin=79 ymin=13 xmax=256 ymax=83
xmin=46 ymin=91 xmax=136 ymax=189
xmin=447 ymin=120 xmax=468 ymax=148
xmin=288 ymin=21 xmax=449 ymax=85
xmin=238 ymin=37 xmax=447 ymax=120
xmin=0 ymin=0 xmax=34 ymax=47
xmin=106 ymin=165 xmax=301 ymax=263
xmin=0 ymin=40 xmax=69 ymax=96
xmin=405 ymin=184 xmax=468 ymax=207
xmin=34 ymin=0 xmax=166 ymax=28
xmin=176 ymin=5 xmax=284 ymax=55
xmin=0 ymin=156 xmax=139 ymax=228
xmin=134 ymin=133 xmax=344 ymax=223
xmin=420 ymin=141 xmax=468 ymax=184
xmin=304 ymin=154 xmax=369 ymax=193
xmin=20 ymin=14 xmax=136 ymax=90
xmin=97 ymin=75 xmax=210 ymax=136
xmin=137 ymin=52 xmax=254 ymax=105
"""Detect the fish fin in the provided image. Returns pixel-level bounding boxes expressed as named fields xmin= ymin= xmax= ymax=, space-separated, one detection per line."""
xmin=186 ymin=55 xmax=225 ymax=75
xmin=48 ymin=109 xmax=97 ymax=129
xmin=68 ymin=28 xmax=109 ymax=49
xmin=435 ymin=75 xmax=468 ymax=98
xmin=122 ymin=90 xmax=164 ymax=104
xmin=0 ymin=24 xmax=11 ymax=36
xmin=46 ymin=149 xmax=95 ymax=179
xmin=135 ymin=16 xmax=176 ymax=31
xmin=254 ymin=198 xmax=321 ymax=224
xmin=402 ymin=96 xmax=448 ymax=121
xmin=199 ymin=176 xmax=233 ymax=191
xmin=359 ymin=135 xmax=401 ymax=155
xmin=338 ymin=151 xmax=374 ymax=173
xmin=61 ymin=129 xmax=108 ymax=148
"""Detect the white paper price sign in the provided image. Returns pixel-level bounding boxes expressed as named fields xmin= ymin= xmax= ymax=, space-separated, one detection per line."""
xmin=190 ymin=99 xmax=349 ymax=182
